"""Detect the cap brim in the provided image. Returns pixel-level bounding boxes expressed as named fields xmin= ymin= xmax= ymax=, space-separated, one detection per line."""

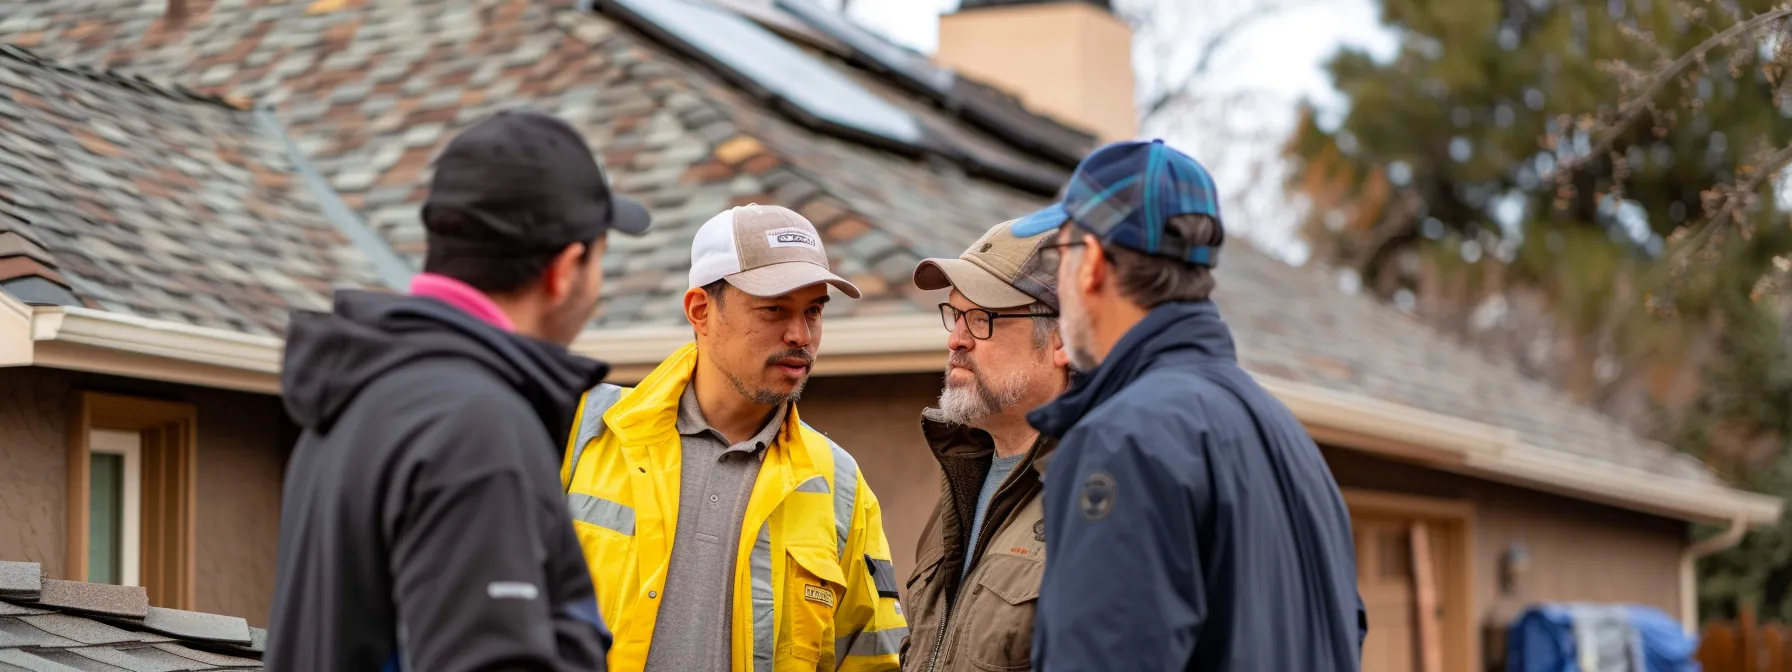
xmin=1008 ymin=203 xmax=1068 ymax=237
xmin=912 ymin=258 xmax=1034 ymax=309
xmin=725 ymin=262 xmax=862 ymax=299
xmin=607 ymin=194 xmax=652 ymax=236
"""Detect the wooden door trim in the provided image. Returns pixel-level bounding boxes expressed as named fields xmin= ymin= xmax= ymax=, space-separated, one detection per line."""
xmin=65 ymin=391 xmax=198 ymax=609
xmin=1345 ymin=488 xmax=1477 ymax=672
xmin=1344 ymin=488 xmax=1475 ymax=520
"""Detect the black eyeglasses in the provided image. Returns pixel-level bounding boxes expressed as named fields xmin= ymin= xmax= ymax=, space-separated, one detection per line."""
xmin=939 ymin=303 xmax=1058 ymax=340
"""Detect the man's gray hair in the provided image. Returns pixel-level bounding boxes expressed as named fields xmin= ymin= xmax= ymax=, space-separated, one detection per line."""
xmin=1028 ymin=302 xmax=1058 ymax=349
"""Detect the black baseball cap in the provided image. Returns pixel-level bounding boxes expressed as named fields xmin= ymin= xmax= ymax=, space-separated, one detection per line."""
xmin=422 ymin=108 xmax=651 ymax=257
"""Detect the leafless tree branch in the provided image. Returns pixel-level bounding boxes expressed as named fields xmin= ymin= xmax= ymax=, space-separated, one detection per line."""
xmin=1565 ymin=3 xmax=1792 ymax=173
xmin=1671 ymin=141 xmax=1792 ymax=265
xmin=1136 ymin=0 xmax=1317 ymax=122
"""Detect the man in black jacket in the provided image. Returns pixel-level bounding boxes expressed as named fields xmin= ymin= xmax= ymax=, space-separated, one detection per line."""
xmin=266 ymin=109 xmax=651 ymax=671
xmin=1010 ymin=140 xmax=1366 ymax=671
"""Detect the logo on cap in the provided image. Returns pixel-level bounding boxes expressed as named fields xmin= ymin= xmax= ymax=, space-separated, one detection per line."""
xmin=765 ymin=227 xmax=820 ymax=250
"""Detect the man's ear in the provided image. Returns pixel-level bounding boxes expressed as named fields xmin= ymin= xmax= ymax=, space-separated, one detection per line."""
xmin=683 ymin=286 xmax=713 ymax=339
xmin=1076 ymin=232 xmax=1106 ymax=295
xmin=1050 ymin=329 xmax=1070 ymax=368
xmin=545 ymin=242 xmax=587 ymax=301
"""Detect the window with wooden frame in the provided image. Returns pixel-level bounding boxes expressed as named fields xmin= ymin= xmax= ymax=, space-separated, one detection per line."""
xmin=65 ymin=392 xmax=197 ymax=610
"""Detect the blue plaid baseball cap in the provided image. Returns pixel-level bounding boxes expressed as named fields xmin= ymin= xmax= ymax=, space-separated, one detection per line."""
xmin=1009 ymin=139 xmax=1222 ymax=266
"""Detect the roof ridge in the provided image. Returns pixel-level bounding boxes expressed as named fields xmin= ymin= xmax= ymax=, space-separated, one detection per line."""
xmin=0 ymin=43 xmax=251 ymax=111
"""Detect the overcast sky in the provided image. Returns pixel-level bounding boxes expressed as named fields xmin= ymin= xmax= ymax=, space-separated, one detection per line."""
xmin=833 ymin=0 xmax=1399 ymax=262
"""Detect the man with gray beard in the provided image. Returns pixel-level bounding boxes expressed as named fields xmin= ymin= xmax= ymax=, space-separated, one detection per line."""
xmin=897 ymin=221 xmax=1070 ymax=672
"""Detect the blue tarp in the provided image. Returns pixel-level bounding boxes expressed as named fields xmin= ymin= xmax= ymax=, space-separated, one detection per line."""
xmin=1506 ymin=603 xmax=1700 ymax=672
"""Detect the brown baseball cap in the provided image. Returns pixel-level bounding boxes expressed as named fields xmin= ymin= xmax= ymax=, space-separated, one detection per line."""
xmin=913 ymin=220 xmax=1059 ymax=310
xmin=688 ymin=203 xmax=862 ymax=298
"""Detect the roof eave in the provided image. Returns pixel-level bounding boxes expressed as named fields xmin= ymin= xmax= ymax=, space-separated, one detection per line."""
xmin=4 ymin=304 xmax=1775 ymax=526
xmin=578 ymin=316 xmax=1784 ymax=527
xmin=1263 ymin=374 xmax=1785 ymax=527
xmin=15 ymin=305 xmax=282 ymax=394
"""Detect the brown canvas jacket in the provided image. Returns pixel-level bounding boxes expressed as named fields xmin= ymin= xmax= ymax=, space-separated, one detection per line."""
xmin=899 ymin=416 xmax=1054 ymax=672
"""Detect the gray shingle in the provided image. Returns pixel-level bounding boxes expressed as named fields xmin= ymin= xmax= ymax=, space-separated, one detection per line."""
xmin=34 ymin=581 xmax=147 ymax=620
xmin=0 ymin=648 xmax=90 ymax=672
xmin=0 ymin=619 xmax=80 ymax=648
xmin=133 ymin=609 xmax=250 ymax=645
xmin=15 ymin=615 xmax=171 ymax=646
xmin=45 ymin=646 xmax=184 ymax=672
xmin=0 ymin=564 xmax=40 ymax=599
xmin=0 ymin=603 xmax=48 ymax=618
xmin=149 ymin=644 xmax=259 ymax=668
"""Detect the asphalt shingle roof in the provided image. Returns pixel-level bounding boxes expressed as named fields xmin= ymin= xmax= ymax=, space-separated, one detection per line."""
xmin=0 ymin=43 xmax=381 ymax=336
xmin=0 ymin=0 xmax=1721 ymax=486
xmin=0 ymin=562 xmax=262 ymax=671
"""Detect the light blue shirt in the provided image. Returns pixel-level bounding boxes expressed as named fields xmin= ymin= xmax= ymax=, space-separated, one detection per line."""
xmin=963 ymin=452 xmax=1025 ymax=581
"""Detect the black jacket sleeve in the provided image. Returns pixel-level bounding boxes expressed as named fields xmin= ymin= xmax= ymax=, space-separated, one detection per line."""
xmin=1033 ymin=424 xmax=1206 ymax=672
xmin=384 ymin=404 xmax=607 ymax=672
xmin=388 ymin=469 xmax=570 ymax=671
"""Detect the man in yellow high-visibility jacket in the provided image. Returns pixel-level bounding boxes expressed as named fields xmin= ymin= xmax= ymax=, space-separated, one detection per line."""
xmin=562 ymin=203 xmax=906 ymax=672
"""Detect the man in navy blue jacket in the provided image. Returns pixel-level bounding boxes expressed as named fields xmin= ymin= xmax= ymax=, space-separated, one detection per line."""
xmin=1009 ymin=140 xmax=1366 ymax=671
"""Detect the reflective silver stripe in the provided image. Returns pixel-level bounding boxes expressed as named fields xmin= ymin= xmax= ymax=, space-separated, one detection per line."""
xmin=397 ymin=620 xmax=413 ymax=672
xmin=795 ymin=475 xmax=830 ymax=494
xmin=837 ymin=626 xmax=908 ymax=664
xmin=750 ymin=522 xmax=774 ymax=672
xmin=829 ymin=439 xmax=860 ymax=558
xmin=566 ymin=384 xmax=624 ymax=492
xmin=566 ymin=493 xmax=635 ymax=536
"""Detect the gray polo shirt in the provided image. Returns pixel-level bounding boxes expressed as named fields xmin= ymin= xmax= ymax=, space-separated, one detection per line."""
xmin=642 ymin=383 xmax=785 ymax=672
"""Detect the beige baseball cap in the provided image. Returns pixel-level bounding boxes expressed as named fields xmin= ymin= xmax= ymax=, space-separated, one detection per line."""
xmin=688 ymin=204 xmax=862 ymax=298
xmin=913 ymin=220 xmax=1059 ymax=310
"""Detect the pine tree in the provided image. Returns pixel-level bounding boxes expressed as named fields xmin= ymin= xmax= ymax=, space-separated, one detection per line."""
xmin=1287 ymin=0 xmax=1792 ymax=618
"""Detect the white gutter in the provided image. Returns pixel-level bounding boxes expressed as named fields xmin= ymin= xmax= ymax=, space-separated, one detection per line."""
xmin=19 ymin=305 xmax=283 ymax=394
xmin=3 ymin=305 xmax=1782 ymax=527
xmin=1681 ymin=517 xmax=1749 ymax=632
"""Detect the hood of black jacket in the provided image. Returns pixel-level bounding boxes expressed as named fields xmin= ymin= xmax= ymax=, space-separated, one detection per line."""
xmin=281 ymin=290 xmax=609 ymax=436
xmin=1027 ymin=300 xmax=1237 ymax=438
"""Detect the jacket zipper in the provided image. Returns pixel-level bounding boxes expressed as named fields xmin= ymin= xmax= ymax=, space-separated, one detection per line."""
xmin=924 ymin=599 xmax=952 ymax=672
xmin=925 ymin=442 xmax=1042 ymax=672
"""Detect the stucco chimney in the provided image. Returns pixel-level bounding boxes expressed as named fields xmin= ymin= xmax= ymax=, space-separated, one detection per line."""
xmin=934 ymin=0 xmax=1138 ymax=143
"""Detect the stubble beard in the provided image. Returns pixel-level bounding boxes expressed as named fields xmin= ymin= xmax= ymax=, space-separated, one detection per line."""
xmin=723 ymin=349 xmax=812 ymax=406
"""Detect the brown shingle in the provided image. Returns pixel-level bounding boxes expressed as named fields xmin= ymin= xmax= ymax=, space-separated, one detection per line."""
xmin=0 ymin=256 xmax=68 ymax=285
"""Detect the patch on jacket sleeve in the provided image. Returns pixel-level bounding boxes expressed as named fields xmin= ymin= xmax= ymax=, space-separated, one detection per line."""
xmin=803 ymin=583 xmax=836 ymax=608
xmin=1079 ymin=470 xmax=1116 ymax=521
xmin=866 ymin=555 xmax=900 ymax=598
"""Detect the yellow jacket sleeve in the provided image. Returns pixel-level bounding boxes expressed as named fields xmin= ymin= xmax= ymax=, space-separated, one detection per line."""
xmin=834 ymin=472 xmax=906 ymax=672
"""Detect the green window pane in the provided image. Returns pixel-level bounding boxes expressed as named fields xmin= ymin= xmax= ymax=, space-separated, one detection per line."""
xmin=88 ymin=453 xmax=123 ymax=585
